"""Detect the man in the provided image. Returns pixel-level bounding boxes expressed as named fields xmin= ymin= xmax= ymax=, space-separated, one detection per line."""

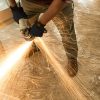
xmin=8 ymin=0 xmax=65 ymax=36
xmin=8 ymin=0 xmax=78 ymax=77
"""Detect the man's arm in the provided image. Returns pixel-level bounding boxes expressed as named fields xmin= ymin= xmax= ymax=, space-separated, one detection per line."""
xmin=7 ymin=0 xmax=27 ymax=23
xmin=39 ymin=0 xmax=65 ymax=25
xmin=28 ymin=0 xmax=65 ymax=38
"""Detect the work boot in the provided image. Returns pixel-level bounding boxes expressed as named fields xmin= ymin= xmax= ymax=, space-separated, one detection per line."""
xmin=67 ymin=57 xmax=78 ymax=77
xmin=25 ymin=43 xmax=40 ymax=58
xmin=33 ymin=44 xmax=40 ymax=52
xmin=30 ymin=43 xmax=40 ymax=55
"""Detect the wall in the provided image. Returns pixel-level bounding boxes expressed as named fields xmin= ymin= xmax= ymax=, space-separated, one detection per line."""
xmin=0 ymin=0 xmax=8 ymax=11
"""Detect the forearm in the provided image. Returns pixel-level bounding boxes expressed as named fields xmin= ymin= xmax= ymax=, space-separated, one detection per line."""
xmin=7 ymin=0 xmax=16 ymax=7
xmin=39 ymin=0 xmax=64 ymax=25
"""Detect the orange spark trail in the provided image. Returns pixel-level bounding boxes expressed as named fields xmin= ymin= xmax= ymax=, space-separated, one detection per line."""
xmin=34 ymin=38 xmax=90 ymax=100
xmin=0 ymin=37 xmax=91 ymax=100
xmin=0 ymin=41 xmax=32 ymax=80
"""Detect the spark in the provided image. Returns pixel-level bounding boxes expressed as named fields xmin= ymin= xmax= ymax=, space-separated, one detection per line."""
xmin=0 ymin=37 xmax=90 ymax=99
xmin=34 ymin=38 xmax=90 ymax=100
xmin=0 ymin=41 xmax=32 ymax=80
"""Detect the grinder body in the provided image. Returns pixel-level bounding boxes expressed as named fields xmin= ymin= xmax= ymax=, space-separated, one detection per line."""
xmin=19 ymin=18 xmax=33 ymax=40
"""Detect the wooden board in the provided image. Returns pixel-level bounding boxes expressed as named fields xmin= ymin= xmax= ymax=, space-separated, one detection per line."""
xmin=0 ymin=8 xmax=13 ymax=28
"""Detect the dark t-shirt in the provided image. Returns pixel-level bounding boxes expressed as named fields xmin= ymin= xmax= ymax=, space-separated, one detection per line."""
xmin=26 ymin=0 xmax=53 ymax=5
xmin=21 ymin=0 xmax=67 ymax=15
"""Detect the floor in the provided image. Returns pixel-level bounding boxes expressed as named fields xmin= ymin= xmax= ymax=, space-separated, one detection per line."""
xmin=0 ymin=5 xmax=100 ymax=100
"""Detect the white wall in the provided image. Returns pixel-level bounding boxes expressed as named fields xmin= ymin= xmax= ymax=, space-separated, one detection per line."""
xmin=0 ymin=0 xmax=8 ymax=11
xmin=0 ymin=0 xmax=20 ymax=11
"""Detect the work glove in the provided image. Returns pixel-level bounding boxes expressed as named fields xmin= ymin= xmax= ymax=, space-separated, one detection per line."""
xmin=29 ymin=20 xmax=47 ymax=37
xmin=10 ymin=5 xmax=27 ymax=23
